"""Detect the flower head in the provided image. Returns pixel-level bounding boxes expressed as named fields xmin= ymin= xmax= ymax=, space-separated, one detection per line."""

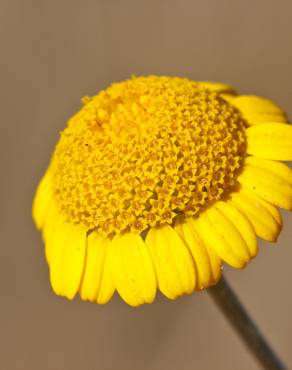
xmin=33 ymin=76 xmax=292 ymax=306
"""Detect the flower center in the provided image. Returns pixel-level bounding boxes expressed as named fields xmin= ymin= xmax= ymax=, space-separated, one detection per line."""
xmin=51 ymin=76 xmax=246 ymax=236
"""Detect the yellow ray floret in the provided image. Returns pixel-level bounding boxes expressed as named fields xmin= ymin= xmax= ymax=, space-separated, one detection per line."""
xmin=49 ymin=220 xmax=87 ymax=299
xmin=205 ymin=247 xmax=222 ymax=285
xmin=231 ymin=95 xmax=288 ymax=125
xmin=232 ymin=95 xmax=285 ymax=115
xmin=42 ymin=202 xmax=64 ymax=264
xmin=245 ymin=156 xmax=292 ymax=185
xmin=193 ymin=207 xmax=251 ymax=268
xmin=246 ymin=123 xmax=292 ymax=160
xmin=228 ymin=187 xmax=281 ymax=242
xmin=79 ymin=232 xmax=108 ymax=302
xmin=214 ymin=201 xmax=258 ymax=258
xmin=109 ymin=233 xmax=156 ymax=306
xmin=238 ymin=186 xmax=282 ymax=229
xmin=32 ymin=75 xmax=292 ymax=306
xmin=146 ymin=225 xmax=196 ymax=299
xmin=95 ymin=247 xmax=115 ymax=305
xmin=175 ymin=219 xmax=220 ymax=290
xmin=238 ymin=161 xmax=292 ymax=210
xmin=198 ymin=81 xmax=236 ymax=94
xmin=32 ymin=170 xmax=53 ymax=230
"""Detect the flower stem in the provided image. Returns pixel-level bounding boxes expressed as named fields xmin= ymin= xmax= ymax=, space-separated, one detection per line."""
xmin=208 ymin=276 xmax=287 ymax=370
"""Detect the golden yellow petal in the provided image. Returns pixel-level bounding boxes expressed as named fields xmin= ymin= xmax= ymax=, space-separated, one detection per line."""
xmin=215 ymin=201 xmax=258 ymax=258
xmin=194 ymin=208 xmax=250 ymax=269
xmin=49 ymin=222 xmax=87 ymax=299
xmin=230 ymin=95 xmax=287 ymax=126
xmin=237 ymin=186 xmax=282 ymax=228
xmin=109 ymin=233 xmax=157 ymax=306
xmin=206 ymin=247 xmax=222 ymax=285
xmin=48 ymin=233 xmax=65 ymax=294
xmin=32 ymin=170 xmax=53 ymax=230
xmin=238 ymin=163 xmax=292 ymax=210
xmin=246 ymin=123 xmax=292 ymax=160
xmin=175 ymin=219 xmax=213 ymax=290
xmin=228 ymin=188 xmax=281 ymax=242
xmin=220 ymin=93 xmax=235 ymax=103
xmin=145 ymin=225 xmax=196 ymax=300
xmin=198 ymin=81 xmax=236 ymax=94
xmin=244 ymin=115 xmax=287 ymax=125
xmin=231 ymin=95 xmax=285 ymax=115
xmin=96 ymin=246 xmax=115 ymax=304
xmin=79 ymin=232 xmax=108 ymax=302
xmin=245 ymin=157 xmax=292 ymax=185
xmin=42 ymin=203 xmax=63 ymax=265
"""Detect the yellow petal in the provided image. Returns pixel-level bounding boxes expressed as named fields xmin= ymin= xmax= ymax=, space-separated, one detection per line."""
xmin=145 ymin=225 xmax=196 ymax=300
xmin=238 ymin=163 xmax=292 ymax=210
xmin=96 ymin=246 xmax=115 ymax=305
xmin=198 ymin=81 xmax=236 ymax=94
xmin=245 ymin=156 xmax=292 ymax=185
xmin=228 ymin=189 xmax=281 ymax=242
xmin=109 ymin=233 xmax=157 ymax=306
xmin=246 ymin=123 xmax=292 ymax=160
xmin=42 ymin=203 xmax=63 ymax=264
xmin=49 ymin=222 xmax=87 ymax=299
xmin=215 ymin=201 xmax=258 ymax=258
xmin=42 ymin=202 xmax=58 ymax=242
xmin=221 ymin=93 xmax=235 ymax=103
xmin=32 ymin=170 xmax=53 ymax=230
xmin=244 ymin=114 xmax=287 ymax=125
xmin=46 ymin=217 xmax=69 ymax=294
xmin=175 ymin=219 xmax=214 ymax=289
xmin=230 ymin=96 xmax=287 ymax=126
xmin=231 ymin=95 xmax=285 ymax=116
xmin=206 ymin=246 xmax=222 ymax=284
xmin=79 ymin=232 xmax=108 ymax=302
xmin=238 ymin=186 xmax=282 ymax=228
xmin=194 ymin=208 xmax=250 ymax=269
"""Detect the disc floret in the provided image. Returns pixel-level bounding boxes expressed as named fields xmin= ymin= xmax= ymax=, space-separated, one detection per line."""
xmin=51 ymin=76 xmax=246 ymax=236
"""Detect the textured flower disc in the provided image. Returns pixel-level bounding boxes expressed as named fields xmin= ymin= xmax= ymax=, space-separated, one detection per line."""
xmin=51 ymin=76 xmax=246 ymax=236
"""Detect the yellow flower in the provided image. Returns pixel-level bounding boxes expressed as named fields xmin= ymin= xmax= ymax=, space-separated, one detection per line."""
xmin=33 ymin=76 xmax=292 ymax=306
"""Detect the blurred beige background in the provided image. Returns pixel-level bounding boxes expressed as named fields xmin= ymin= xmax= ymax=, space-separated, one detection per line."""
xmin=1 ymin=1 xmax=292 ymax=369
